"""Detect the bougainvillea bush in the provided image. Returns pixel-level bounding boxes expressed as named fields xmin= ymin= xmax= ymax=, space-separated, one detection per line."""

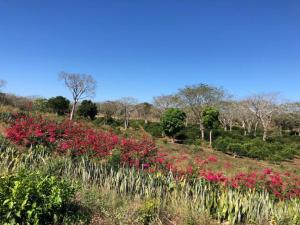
xmin=6 ymin=115 xmax=157 ymax=168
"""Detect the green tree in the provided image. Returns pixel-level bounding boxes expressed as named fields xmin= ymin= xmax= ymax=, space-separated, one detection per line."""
xmin=202 ymin=106 xmax=220 ymax=146
xmin=77 ymin=100 xmax=98 ymax=120
xmin=160 ymin=108 xmax=186 ymax=142
xmin=48 ymin=96 xmax=70 ymax=115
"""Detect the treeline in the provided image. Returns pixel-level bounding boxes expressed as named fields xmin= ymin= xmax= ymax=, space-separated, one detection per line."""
xmin=1 ymin=77 xmax=300 ymax=142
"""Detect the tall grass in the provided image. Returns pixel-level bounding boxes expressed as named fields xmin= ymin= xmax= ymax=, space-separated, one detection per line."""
xmin=0 ymin=142 xmax=299 ymax=225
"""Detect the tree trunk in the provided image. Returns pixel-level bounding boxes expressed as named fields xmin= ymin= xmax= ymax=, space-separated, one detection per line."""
xmin=254 ymin=122 xmax=258 ymax=137
xmin=209 ymin=130 xmax=212 ymax=147
xmin=263 ymin=128 xmax=267 ymax=141
xmin=70 ymin=102 xmax=77 ymax=120
xmin=200 ymin=123 xmax=205 ymax=140
xmin=229 ymin=122 xmax=233 ymax=132
xmin=224 ymin=126 xmax=227 ymax=131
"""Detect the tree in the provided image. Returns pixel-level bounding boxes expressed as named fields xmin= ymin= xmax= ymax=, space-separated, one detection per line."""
xmin=160 ymin=108 xmax=186 ymax=142
xmin=219 ymin=101 xmax=236 ymax=132
xmin=117 ymin=97 xmax=137 ymax=130
xmin=98 ymin=101 xmax=119 ymax=120
xmin=135 ymin=102 xmax=153 ymax=123
xmin=248 ymin=94 xmax=279 ymax=141
xmin=59 ymin=72 xmax=96 ymax=120
xmin=202 ymin=106 xmax=220 ymax=146
xmin=178 ymin=84 xmax=225 ymax=140
xmin=153 ymin=95 xmax=181 ymax=112
xmin=48 ymin=96 xmax=70 ymax=115
xmin=33 ymin=98 xmax=49 ymax=113
xmin=77 ymin=100 xmax=98 ymax=120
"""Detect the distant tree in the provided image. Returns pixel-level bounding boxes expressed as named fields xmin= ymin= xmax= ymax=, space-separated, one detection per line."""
xmin=77 ymin=100 xmax=98 ymax=120
xmin=153 ymin=95 xmax=181 ymax=112
xmin=136 ymin=102 xmax=153 ymax=123
xmin=160 ymin=108 xmax=186 ymax=143
xmin=117 ymin=97 xmax=138 ymax=130
xmin=98 ymin=101 xmax=119 ymax=120
xmin=59 ymin=72 xmax=96 ymax=120
xmin=33 ymin=98 xmax=49 ymax=113
xmin=248 ymin=93 xmax=279 ymax=141
xmin=178 ymin=84 xmax=225 ymax=140
xmin=48 ymin=96 xmax=70 ymax=115
xmin=202 ymin=106 xmax=220 ymax=146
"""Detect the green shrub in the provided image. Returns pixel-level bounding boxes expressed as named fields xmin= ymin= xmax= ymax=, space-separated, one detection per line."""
xmin=137 ymin=199 xmax=159 ymax=225
xmin=144 ymin=122 xmax=163 ymax=138
xmin=0 ymin=170 xmax=75 ymax=225
xmin=175 ymin=125 xmax=200 ymax=145
xmin=227 ymin=143 xmax=247 ymax=157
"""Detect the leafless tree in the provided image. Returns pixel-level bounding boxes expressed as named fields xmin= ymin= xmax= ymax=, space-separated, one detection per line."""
xmin=233 ymin=100 xmax=258 ymax=136
xmin=153 ymin=95 xmax=181 ymax=112
xmin=219 ymin=101 xmax=236 ymax=131
xmin=248 ymin=93 xmax=279 ymax=141
xmin=135 ymin=102 xmax=153 ymax=124
xmin=117 ymin=97 xmax=138 ymax=129
xmin=59 ymin=72 xmax=96 ymax=120
xmin=98 ymin=101 xmax=119 ymax=120
xmin=178 ymin=84 xmax=225 ymax=140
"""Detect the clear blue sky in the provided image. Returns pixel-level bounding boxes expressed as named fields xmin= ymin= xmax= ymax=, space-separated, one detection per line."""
xmin=0 ymin=0 xmax=299 ymax=102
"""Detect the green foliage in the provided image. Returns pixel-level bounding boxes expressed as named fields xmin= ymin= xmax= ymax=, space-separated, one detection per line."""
xmin=48 ymin=96 xmax=70 ymax=115
xmin=0 ymin=170 xmax=75 ymax=225
xmin=137 ymin=199 xmax=160 ymax=225
xmin=160 ymin=108 xmax=186 ymax=139
xmin=77 ymin=100 xmax=98 ymax=120
xmin=175 ymin=125 xmax=200 ymax=144
xmin=144 ymin=122 xmax=163 ymax=138
xmin=202 ymin=106 xmax=220 ymax=130
xmin=213 ymin=136 xmax=298 ymax=162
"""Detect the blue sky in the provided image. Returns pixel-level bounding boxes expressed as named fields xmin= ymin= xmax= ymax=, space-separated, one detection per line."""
xmin=0 ymin=0 xmax=299 ymax=102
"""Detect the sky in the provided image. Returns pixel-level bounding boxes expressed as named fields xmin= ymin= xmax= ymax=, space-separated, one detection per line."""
xmin=0 ymin=0 xmax=299 ymax=103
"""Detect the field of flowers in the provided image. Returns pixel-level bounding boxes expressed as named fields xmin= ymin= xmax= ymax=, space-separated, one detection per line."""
xmin=1 ymin=113 xmax=300 ymax=224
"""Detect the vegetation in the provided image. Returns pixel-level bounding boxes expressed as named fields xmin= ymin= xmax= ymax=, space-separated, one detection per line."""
xmin=77 ymin=100 xmax=98 ymax=120
xmin=160 ymin=108 xmax=186 ymax=142
xmin=48 ymin=96 xmax=70 ymax=115
xmin=1 ymin=78 xmax=300 ymax=224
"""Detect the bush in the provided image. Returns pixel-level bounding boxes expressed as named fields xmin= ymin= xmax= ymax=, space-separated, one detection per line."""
xmin=213 ymin=136 xmax=298 ymax=162
xmin=0 ymin=170 xmax=75 ymax=225
xmin=48 ymin=96 xmax=70 ymax=115
xmin=160 ymin=109 xmax=186 ymax=140
xmin=137 ymin=199 xmax=159 ymax=224
xmin=175 ymin=125 xmax=200 ymax=145
xmin=77 ymin=100 xmax=98 ymax=120
xmin=144 ymin=122 xmax=163 ymax=138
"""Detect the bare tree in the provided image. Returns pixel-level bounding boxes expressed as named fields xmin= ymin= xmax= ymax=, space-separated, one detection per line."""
xmin=135 ymin=102 xmax=153 ymax=124
xmin=59 ymin=72 xmax=96 ymax=120
xmin=219 ymin=101 xmax=236 ymax=131
xmin=153 ymin=95 xmax=181 ymax=112
xmin=248 ymin=93 xmax=279 ymax=141
xmin=178 ymin=84 xmax=225 ymax=140
xmin=117 ymin=97 xmax=138 ymax=130
xmin=98 ymin=101 xmax=119 ymax=120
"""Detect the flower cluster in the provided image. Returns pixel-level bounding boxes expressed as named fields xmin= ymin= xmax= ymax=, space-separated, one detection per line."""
xmin=6 ymin=115 xmax=157 ymax=167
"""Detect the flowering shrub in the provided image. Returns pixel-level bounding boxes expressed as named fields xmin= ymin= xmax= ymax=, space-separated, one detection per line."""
xmin=6 ymin=116 xmax=61 ymax=147
xmin=6 ymin=115 xmax=157 ymax=168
